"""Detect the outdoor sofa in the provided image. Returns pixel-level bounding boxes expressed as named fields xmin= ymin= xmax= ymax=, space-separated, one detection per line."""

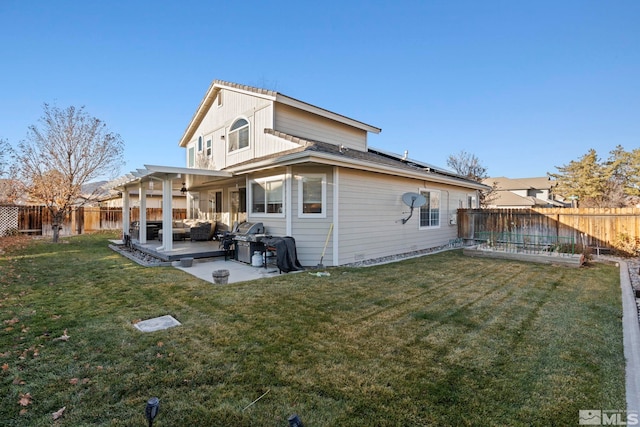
xmin=157 ymin=219 xmax=216 ymax=241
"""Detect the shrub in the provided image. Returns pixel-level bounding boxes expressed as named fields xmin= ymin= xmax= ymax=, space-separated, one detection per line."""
xmin=613 ymin=233 xmax=640 ymax=257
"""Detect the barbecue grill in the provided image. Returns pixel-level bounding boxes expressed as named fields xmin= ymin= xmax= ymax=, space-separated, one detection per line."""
xmin=233 ymin=222 xmax=266 ymax=263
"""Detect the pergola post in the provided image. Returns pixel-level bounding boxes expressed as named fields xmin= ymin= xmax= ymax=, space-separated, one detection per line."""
xmin=139 ymin=182 xmax=147 ymax=244
xmin=158 ymin=176 xmax=174 ymax=251
xmin=122 ymin=189 xmax=130 ymax=241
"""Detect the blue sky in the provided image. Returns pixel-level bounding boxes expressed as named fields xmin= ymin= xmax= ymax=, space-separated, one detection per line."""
xmin=1 ymin=0 xmax=638 ymax=179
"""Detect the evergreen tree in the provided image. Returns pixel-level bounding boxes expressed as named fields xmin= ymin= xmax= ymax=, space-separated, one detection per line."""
xmin=550 ymin=147 xmax=639 ymax=207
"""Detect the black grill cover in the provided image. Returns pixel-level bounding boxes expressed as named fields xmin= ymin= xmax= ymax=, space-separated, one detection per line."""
xmin=263 ymin=236 xmax=303 ymax=273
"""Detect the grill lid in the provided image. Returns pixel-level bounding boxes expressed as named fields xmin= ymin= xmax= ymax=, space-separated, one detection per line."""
xmin=235 ymin=222 xmax=264 ymax=235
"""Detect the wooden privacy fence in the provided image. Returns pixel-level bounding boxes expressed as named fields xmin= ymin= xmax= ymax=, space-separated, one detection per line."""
xmin=0 ymin=205 xmax=47 ymax=236
xmin=457 ymin=208 xmax=640 ymax=253
xmin=0 ymin=205 xmax=187 ymax=237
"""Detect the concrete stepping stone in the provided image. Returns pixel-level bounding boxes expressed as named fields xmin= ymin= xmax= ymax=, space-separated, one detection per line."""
xmin=134 ymin=315 xmax=181 ymax=332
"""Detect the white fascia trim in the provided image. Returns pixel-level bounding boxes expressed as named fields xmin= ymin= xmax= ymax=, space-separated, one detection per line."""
xmin=178 ymin=86 xmax=220 ymax=148
xmin=143 ymin=164 xmax=232 ymax=178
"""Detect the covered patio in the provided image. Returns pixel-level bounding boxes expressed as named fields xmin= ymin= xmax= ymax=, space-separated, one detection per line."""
xmin=107 ymin=164 xmax=238 ymax=254
xmin=110 ymin=237 xmax=285 ymax=283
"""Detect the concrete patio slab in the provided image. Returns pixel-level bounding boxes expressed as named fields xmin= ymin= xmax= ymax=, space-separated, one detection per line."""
xmin=134 ymin=315 xmax=181 ymax=332
xmin=173 ymin=257 xmax=286 ymax=284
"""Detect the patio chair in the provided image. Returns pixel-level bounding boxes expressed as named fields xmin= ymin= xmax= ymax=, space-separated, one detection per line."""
xmin=190 ymin=222 xmax=212 ymax=241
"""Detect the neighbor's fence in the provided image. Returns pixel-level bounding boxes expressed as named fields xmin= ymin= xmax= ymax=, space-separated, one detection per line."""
xmin=0 ymin=205 xmax=187 ymax=237
xmin=0 ymin=205 xmax=20 ymax=236
xmin=0 ymin=205 xmax=47 ymax=236
xmin=458 ymin=208 xmax=640 ymax=255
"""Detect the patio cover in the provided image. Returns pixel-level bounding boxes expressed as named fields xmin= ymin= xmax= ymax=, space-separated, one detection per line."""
xmin=107 ymin=164 xmax=233 ymax=192
xmin=106 ymin=165 xmax=233 ymax=251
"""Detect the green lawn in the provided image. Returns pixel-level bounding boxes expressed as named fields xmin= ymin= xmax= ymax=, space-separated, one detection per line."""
xmin=0 ymin=233 xmax=625 ymax=426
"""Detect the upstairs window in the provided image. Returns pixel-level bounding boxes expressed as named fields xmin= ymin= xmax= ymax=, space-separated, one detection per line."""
xmin=419 ymin=189 xmax=440 ymax=228
xmin=198 ymin=136 xmax=203 ymax=152
xmin=228 ymin=118 xmax=249 ymax=152
xmin=206 ymin=139 xmax=212 ymax=156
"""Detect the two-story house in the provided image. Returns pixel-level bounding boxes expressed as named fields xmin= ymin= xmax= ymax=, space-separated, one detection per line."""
xmin=482 ymin=177 xmax=568 ymax=208
xmin=109 ymin=80 xmax=488 ymax=267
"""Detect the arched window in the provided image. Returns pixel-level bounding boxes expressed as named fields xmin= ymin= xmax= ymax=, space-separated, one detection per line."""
xmin=228 ymin=118 xmax=249 ymax=152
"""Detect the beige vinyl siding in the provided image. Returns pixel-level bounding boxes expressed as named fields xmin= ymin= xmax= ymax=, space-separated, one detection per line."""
xmin=246 ymin=165 xmax=335 ymax=267
xmin=191 ymin=88 xmax=282 ymax=169
xmin=274 ymin=104 xmax=367 ymax=151
xmin=196 ymin=89 xmax=269 ymax=138
xmin=336 ymin=169 xmax=467 ymax=265
xmin=289 ymin=165 xmax=334 ymax=267
xmin=208 ymin=127 xmax=226 ymax=169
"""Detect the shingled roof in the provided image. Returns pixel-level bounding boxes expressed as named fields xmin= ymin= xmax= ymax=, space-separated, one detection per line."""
xmin=224 ymin=129 xmax=487 ymax=190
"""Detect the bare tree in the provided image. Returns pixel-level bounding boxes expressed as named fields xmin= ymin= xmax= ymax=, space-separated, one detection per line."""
xmin=0 ymin=138 xmax=10 ymax=177
xmin=15 ymin=104 xmax=124 ymax=242
xmin=195 ymin=152 xmax=215 ymax=169
xmin=446 ymin=150 xmax=487 ymax=182
xmin=0 ymin=138 xmax=21 ymax=204
xmin=447 ymin=150 xmax=495 ymax=207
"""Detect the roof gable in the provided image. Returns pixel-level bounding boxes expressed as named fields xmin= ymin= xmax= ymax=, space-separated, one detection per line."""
xmin=178 ymin=80 xmax=380 ymax=148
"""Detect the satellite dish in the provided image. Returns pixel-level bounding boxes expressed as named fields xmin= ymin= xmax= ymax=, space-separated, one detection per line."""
xmin=400 ymin=192 xmax=427 ymax=224
xmin=402 ymin=192 xmax=427 ymax=208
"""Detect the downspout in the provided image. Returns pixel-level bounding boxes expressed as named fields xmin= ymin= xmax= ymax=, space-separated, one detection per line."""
xmin=442 ymin=189 xmax=450 ymax=226
xmin=333 ymin=167 xmax=339 ymax=266
xmin=286 ymin=166 xmax=292 ymax=236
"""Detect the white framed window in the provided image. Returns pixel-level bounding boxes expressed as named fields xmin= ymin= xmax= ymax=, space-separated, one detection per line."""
xmin=206 ymin=139 xmax=212 ymax=157
xmin=230 ymin=187 xmax=247 ymax=225
xmin=419 ymin=189 xmax=440 ymax=228
xmin=208 ymin=190 xmax=222 ymax=220
xmin=189 ymin=193 xmax=200 ymax=217
xmin=198 ymin=136 xmax=203 ymax=152
xmin=250 ymin=175 xmax=285 ymax=217
xmin=228 ymin=118 xmax=249 ymax=152
xmin=298 ymin=174 xmax=326 ymax=217
xmin=467 ymin=194 xmax=477 ymax=208
xmin=188 ymin=146 xmax=195 ymax=168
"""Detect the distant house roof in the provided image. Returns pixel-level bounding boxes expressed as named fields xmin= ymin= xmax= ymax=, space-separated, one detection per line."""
xmin=489 ymin=191 xmax=565 ymax=208
xmin=485 ymin=176 xmax=556 ymax=191
xmin=483 ymin=176 xmax=567 ymax=208
xmin=178 ymin=80 xmax=382 ymax=148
